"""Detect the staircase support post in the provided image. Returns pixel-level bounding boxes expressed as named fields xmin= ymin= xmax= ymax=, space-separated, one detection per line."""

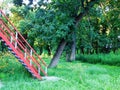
xmin=30 ymin=59 xmax=32 ymax=66
xmin=15 ymin=32 xmax=18 ymax=48
xmin=24 ymin=49 xmax=27 ymax=59
xmin=38 ymin=67 xmax=40 ymax=75
xmin=45 ymin=67 xmax=47 ymax=74
xmin=10 ymin=34 xmax=13 ymax=43
xmin=30 ymin=49 xmax=32 ymax=56
xmin=30 ymin=49 xmax=32 ymax=65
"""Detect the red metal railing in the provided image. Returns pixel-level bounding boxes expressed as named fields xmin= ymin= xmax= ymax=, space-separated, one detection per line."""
xmin=0 ymin=10 xmax=47 ymax=77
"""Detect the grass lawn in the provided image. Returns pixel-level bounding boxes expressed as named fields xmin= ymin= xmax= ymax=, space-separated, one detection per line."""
xmin=0 ymin=53 xmax=120 ymax=90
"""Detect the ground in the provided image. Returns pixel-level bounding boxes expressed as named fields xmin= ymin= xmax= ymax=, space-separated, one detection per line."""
xmin=0 ymin=53 xmax=120 ymax=90
xmin=0 ymin=81 xmax=3 ymax=89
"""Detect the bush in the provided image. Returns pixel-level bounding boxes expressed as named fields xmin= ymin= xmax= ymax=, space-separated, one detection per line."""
xmin=0 ymin=52 xmax=27 ymax=74
xmin=0 ymin=52 xmax=31 ymax=80
xmin=76 ymin=52 xmax=120 ymax=66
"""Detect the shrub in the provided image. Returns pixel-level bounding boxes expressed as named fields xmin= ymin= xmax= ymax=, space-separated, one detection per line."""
xmin=76 ymin=52 xmax=120 ymax=66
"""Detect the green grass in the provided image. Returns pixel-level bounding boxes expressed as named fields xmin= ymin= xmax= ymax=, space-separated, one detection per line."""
xmin=76 ymin=52 xmax=120 ymax=66
xmin=0 ymin=53 xmax=120 ymax=90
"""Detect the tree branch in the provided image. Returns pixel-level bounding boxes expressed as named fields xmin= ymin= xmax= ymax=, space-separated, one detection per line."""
xmin=75 ymin=0 xmax=99 ymax=25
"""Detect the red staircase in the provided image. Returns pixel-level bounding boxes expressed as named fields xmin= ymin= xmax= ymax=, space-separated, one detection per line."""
xmin=0 ymin=10 xmax=47 ymax=79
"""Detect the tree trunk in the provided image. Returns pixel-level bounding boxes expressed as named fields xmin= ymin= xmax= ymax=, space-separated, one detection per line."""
xmin=80 ymin=46 xmax=84 ymax=54
xmin=46 ymin=44 xmax=52 ymax=56
xmin=48 ymin=39 xmax=67 ymax=68
xmin=69 ymin=31 xmax=76 ymax=61
xmin=66 ymin=51 xmax=70 ymax=62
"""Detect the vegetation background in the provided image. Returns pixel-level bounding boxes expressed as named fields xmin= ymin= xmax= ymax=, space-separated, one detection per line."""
xmin=0 ymin=0 xmax=120 ymax=90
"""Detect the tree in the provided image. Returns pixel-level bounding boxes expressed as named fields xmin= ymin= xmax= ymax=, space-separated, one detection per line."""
xmin=76 ymin=0 xmax=120 ymax=54
xmin=10 ymin=0 xmax=120 ymax=68
xmin=48 ymin=0 xmax=100 ymax=67
xmin=13 ymin=0 xmax=23 ymax=6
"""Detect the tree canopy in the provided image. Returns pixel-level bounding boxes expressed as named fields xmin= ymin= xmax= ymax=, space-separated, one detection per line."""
xmin=3 ymin=0 xmax=119 ymax=67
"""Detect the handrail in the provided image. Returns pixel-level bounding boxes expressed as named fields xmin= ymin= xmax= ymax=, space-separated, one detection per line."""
xmin=2 ymin=14 xmax=46 ymax=74
xmin=0 ymin=10 xmax=47 ymax=67
xmin=0 ymin=10 xmax=47 ymax=76
xmin=0 ymin=16 xmax=47 ymax=76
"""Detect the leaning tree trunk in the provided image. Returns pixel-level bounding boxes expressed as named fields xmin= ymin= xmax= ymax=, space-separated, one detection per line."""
xmin=48 ymin=39 xmax=67 ymax=68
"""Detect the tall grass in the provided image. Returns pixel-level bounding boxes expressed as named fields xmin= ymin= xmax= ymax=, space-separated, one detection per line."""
xmin=76 ymin=51 xmax=120 ymax=66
